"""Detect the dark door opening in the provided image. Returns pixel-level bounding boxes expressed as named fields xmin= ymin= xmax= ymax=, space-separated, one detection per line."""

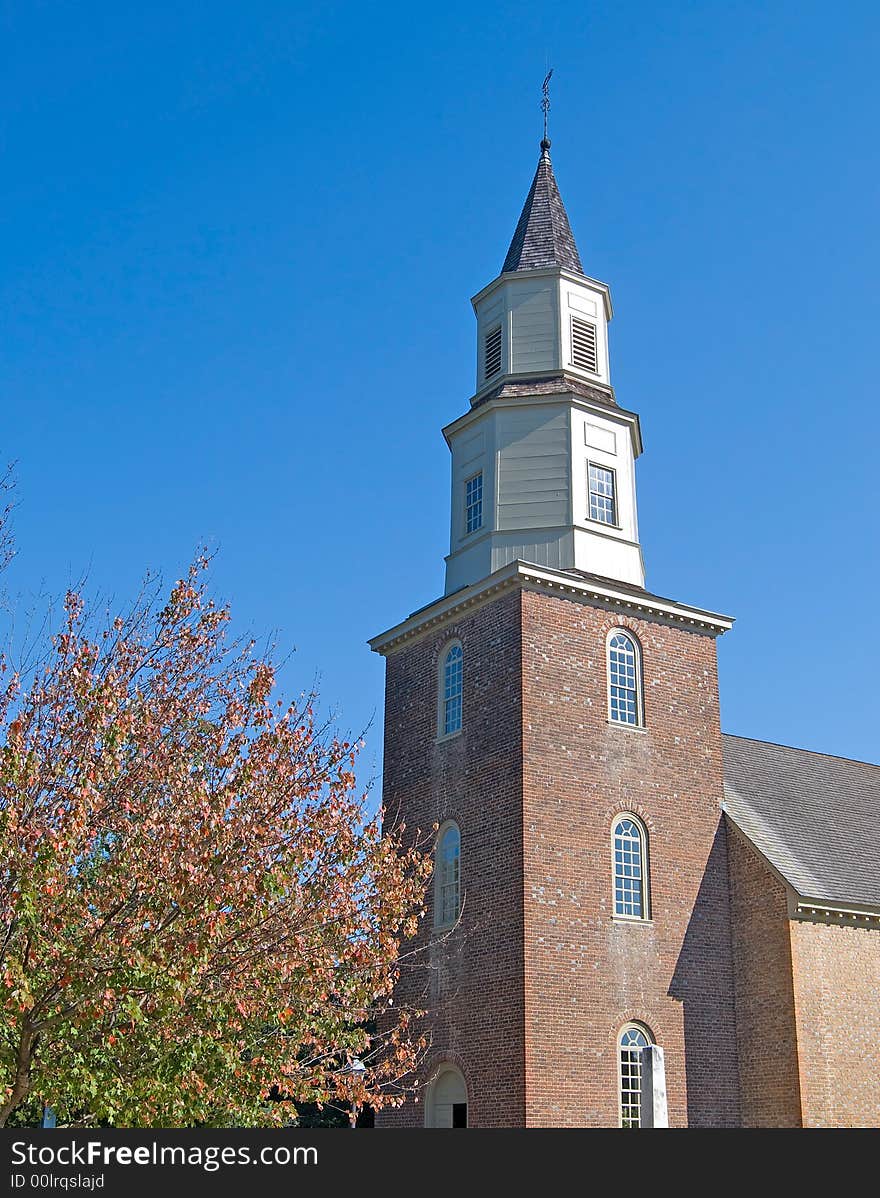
xmin=452 ymin=1103 xmax=468 ymax=1128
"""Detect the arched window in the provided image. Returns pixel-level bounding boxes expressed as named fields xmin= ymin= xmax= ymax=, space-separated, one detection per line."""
xmin=619 ymin=1024 xmax=653 ymax=1128
xmin=608 ymin=631 xmax=642 ymax=726
xmin=613 ymin=816 xmax=648 ymax=919
xmin=426 ymin=1064 xmax=468 ymax=1128
xmin=435 ymin=823 xmax=461 ymax=928
xmin=440 ymin=643 xmax=463 ymax=737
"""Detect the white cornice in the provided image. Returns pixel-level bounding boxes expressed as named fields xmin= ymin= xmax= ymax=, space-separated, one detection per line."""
xmin=470 ymin=267 xmax=614 ymax=320
xmin=368 ymin=560 xmax=734 ymax=656
xmin=792 ymin=897 xmax=880 ymax=925
xmin=442 ymin=389 xmax=643 ymax=458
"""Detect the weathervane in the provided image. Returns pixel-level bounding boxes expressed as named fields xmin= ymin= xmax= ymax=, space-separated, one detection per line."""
xmin=541 ymin=69 xmax=553 ymax=149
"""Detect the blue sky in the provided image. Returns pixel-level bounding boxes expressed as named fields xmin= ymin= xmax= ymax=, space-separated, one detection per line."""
xmin=2 ymin=1 xmax=878 ymax=784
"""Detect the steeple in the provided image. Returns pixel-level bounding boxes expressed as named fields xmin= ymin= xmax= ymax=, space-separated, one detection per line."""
xmin=469 ymin=139 xmax=612 ymax=401
xmin=441 ymin=134 xmax=646 ymax=597
xmin=501 ymin=142 xmax=584 ymax=275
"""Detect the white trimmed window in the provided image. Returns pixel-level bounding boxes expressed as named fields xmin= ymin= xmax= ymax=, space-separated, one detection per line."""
xmin=588 ymin=462 xmax=616 ymax=525
xmin=484 ymin=324 xmax=502 ymax=380
xmin=619 ymin=1025 xmax=652 ymax=1128
xmin=570 ymin=316 xmax=598 ymax=373
xmin=608 ymin=631 xmax=641 ymax=726
xmin=613 ymin=816 xmax=648 ymax=919
xmin=465 ymin=472 xmax=483 ymax=535
xmin=435 ymin=823 xmax=461 ymax=928
xmin=440 ymin=643 xmax=463 ymax=737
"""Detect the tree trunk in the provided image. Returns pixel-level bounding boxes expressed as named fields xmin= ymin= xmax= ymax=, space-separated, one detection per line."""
xmin=0 ymin=1025 xmax=36 ymax=1126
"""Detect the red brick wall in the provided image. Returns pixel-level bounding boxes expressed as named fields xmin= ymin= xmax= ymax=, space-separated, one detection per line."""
xmin=790 ymin=918 xmax=880 ymax=1126
xmin=377 ymin=582 xmax=742 ymax=1126
xmin=726 ymin=826 xmax=802 ymax=1126
xmin=519 ymin=588 xmax=741 ymax=1127
xmin=376 ymin=589 xmax=526 ymax=1127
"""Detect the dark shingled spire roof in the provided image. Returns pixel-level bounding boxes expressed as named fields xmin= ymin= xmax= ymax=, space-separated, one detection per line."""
xmin=502 ymin=141 xmax=584 ymax=274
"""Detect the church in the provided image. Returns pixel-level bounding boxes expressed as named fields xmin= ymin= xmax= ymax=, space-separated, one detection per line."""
xmin=369 ymin=136 xmax=880 ymax=1128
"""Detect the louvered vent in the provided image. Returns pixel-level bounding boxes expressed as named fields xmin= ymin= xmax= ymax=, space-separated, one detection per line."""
xmin=484 ymin=324 xmax=503 ymax=380
xmin=571 ymin=317 xmax=598 ymax=373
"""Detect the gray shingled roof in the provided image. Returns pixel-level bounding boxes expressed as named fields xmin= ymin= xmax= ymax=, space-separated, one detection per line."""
xmin=472 ymin=372 xmax=617 ymax=411
xmin=722 ymin=733 xmax=880 ymax=909
xmin=502 ymin=144 xmax=584 ymax=274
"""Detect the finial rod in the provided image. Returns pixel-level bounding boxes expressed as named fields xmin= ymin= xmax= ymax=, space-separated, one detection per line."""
xmin=541 ymin=68 xmax=553 ymax=151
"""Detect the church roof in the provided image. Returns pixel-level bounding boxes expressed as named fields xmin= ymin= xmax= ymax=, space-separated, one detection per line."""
xmin=471 ymin=372 xmax=618 ymax=412
xmin=722 ymin=733 xmax=880 ymax=910
xmin=502 ymin=143 xmax=584 ymax=274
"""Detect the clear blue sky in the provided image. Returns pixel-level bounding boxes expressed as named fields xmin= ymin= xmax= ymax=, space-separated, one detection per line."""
xmin=3 ymin=1 xmax=878 ymax=784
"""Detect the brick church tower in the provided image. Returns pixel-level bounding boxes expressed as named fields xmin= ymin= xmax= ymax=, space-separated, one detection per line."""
xmin=370 ymin=138 xmax=742 ymax=1127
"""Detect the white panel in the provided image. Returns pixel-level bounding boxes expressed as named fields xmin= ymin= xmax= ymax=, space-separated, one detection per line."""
xmin=572 ymin=527 xmax=645 ymax=587
xmin=585 ymin=423 xmax=617 ymax=455
xmin=445 ymin=539 xmax=492 ymax=592
xmin=642 ymin=1046 xmax=669 ymax=1129
xmin=567 ymin=289 xmax=598 ymax=317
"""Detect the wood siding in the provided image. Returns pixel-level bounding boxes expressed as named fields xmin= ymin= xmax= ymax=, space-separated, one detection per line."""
xmin=497 ymin=405 xmax=569 ymax=530
xmin=510 ymin=282 xmax=556 ymax=374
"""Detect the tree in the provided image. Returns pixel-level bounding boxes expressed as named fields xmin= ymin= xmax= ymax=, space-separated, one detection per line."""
xmin=0 ymin=556 xmax=430 ymax=1126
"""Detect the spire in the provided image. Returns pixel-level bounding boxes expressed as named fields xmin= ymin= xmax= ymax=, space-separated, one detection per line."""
xmin=501 ymin=143 xmax=584 ymax=274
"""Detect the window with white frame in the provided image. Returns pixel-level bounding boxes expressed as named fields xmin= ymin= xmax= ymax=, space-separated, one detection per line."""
xmin=613 ymin=816 xmax=648 ymax=919
xmin=608 ymin=631 xmax=641 ymax=726
xmin=588 ymin=462 xmax=616 ymax=525
xmin=619 ymin=1025 xmax=652 ymax=1128
xmin=465 ymin=472 xmax=483 ymax=535
xmin=484 ymin=324 xmax=502 ymax=380
xmin=435 ymin=824 xmax=461 ymax=928
xmin=440 ymin=643 xmax=463 ymax=737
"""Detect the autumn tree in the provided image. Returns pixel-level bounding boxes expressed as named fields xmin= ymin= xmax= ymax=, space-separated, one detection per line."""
xmin=0 ymin=556 xmax=430 ymax=1126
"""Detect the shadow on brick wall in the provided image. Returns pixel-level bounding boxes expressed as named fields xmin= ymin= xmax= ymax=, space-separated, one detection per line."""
xmin=668 ymin=819 xmax=742 ymax=1128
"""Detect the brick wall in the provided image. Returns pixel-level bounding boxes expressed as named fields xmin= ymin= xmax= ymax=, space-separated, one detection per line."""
xmin=726 ymin=825 xmax=802 ymax=1126
xmin=376 ymin=589 xmax=526 ymax=1127
xmin=375 ymin=577 xmax=880 ymax=1128
xmin=790 ymin=918 xmax=880 ymax=1126
xmin=376 ymin=581 xmax=743 ymax=1126
xmin=519 ymin=588 xmax=741 ymax=1127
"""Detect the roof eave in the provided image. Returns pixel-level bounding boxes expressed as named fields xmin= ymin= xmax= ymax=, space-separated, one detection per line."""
xmin=471 ymin=267 xmax=613 ymax=320
xmin=369 ymin=560 xmax=734 ymax=656
xmin=441 ymin=385 xmax=643 ymax=458
xmin=722 ymin=806 xmax=880 ymax=924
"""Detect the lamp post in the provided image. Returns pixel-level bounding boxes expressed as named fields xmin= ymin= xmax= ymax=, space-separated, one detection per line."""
xmin=346 ymin=1059 xmax=366 ymax=1129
